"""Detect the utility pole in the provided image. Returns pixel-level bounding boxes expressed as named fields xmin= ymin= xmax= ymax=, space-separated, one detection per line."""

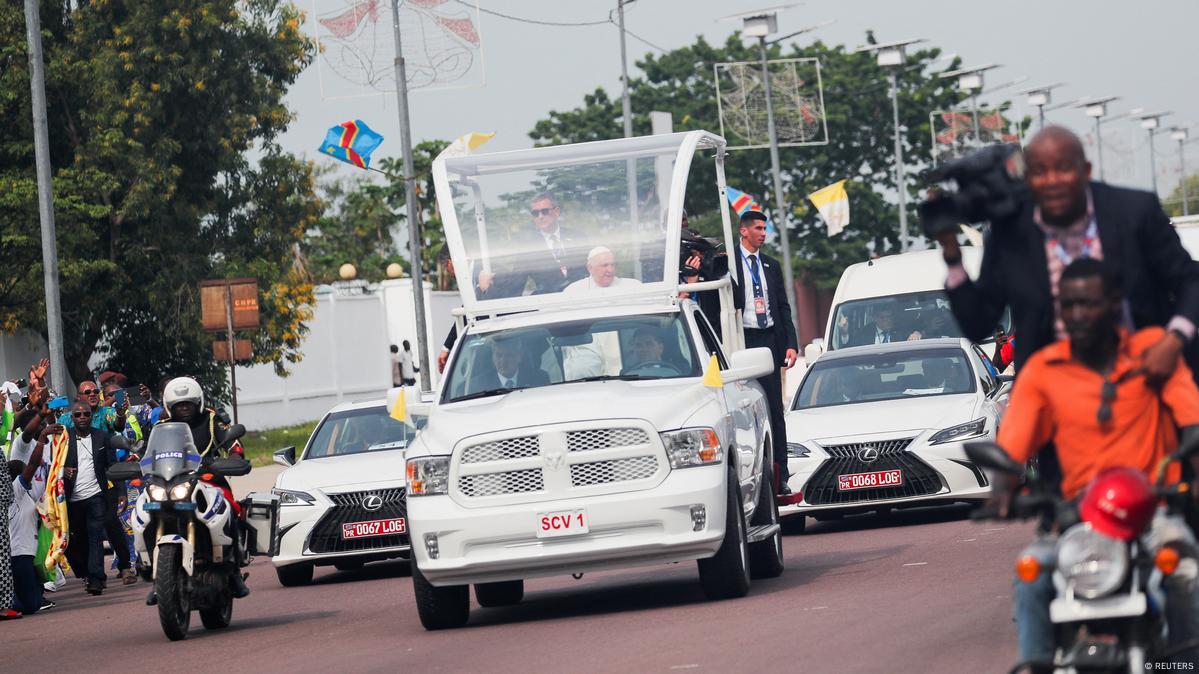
xmin=389 ymin=0 xmax=431 ymax=391
xmin=888 ymin=70 xmax=908 ymax=251
xmin=617 ymin=0 xmax=640 ymax=275
xmin=23 ymin=0 xmax=68 ymax=393
xmin=1174 ymin=128 xmax=1190 ymax=216
xmin=757 ymin=35 xmax=799 ymax=326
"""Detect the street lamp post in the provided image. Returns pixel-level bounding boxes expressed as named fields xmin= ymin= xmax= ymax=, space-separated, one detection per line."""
xmin=1173 ymin=128 xmax=1190 ymax=215
xmin=1134 ymin=111 xmax=1171 ymax=194
xmin=940 ymin=64 xmax=1000 ymax=146
xmin=854 ymin=39 xmax=925 ymax=252
xmin=1018 ymin=83 xmax=1064 ymax=130
xmin=1078 ymin=97 xmax=1119 ymax=182
xmin=616 ymin=0 xmax=640 ymax=276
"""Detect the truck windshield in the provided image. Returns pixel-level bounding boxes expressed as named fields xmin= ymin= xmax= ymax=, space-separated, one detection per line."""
xmin=828 ymin=290 xmax=1011 ymax=350
xmin=442 ymin=313 xmax=701 ymax=403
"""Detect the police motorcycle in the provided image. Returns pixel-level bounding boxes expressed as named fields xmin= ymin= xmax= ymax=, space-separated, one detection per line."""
xmin=107 ymin=422 xmax=280 ymax=641
xmin=966 ymin=438 xmax=1199 ymax=674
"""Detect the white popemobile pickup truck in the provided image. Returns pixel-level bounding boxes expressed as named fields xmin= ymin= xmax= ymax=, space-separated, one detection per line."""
xmin=403 ymin=131 xmax=784 ymax=629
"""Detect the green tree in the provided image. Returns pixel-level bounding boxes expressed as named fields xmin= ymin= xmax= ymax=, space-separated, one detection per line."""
xmin=1165 ymin=174 xmax=1199 ymax=217
xmin=0 ymin=1 xmax=317 ymax=396
xmin=529 ymin=33 xmax=975 ymax=288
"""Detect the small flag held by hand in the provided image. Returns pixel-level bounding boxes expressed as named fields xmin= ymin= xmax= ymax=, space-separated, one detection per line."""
xmin=319 ymin=119 xmax=384 ymax=170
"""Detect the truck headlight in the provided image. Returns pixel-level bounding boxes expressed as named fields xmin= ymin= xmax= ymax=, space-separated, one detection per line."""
xmin=929 ymin=418 xmax=987 ymax=445
xmin=272 ymin=488 xmax=315 ymax=506
xmin=1057 ymin=523 xmax=1129 ymax=599
xmin=661 ymin=428 xmax=723 ymax=469
xmin=407 ymin=457 xmax=450 ymax=496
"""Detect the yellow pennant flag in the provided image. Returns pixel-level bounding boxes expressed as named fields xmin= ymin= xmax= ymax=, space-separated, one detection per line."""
xmin=390 ymin=387 xmax=408 ymax=424
xmin=808 ymin=180 xmax=850 ymax=237
xmin=702 ymin=353 xmax=724 ymax=388
xmin=436 ymin=131 xmax=496 ymax=160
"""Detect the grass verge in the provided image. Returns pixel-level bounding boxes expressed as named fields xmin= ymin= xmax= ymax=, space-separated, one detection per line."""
xmin=241 ymin=420 xmax=319 ymax=467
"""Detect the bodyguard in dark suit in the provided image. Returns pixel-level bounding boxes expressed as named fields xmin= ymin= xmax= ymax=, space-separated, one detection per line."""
xmin=732 ymin=211 xmax=799 ymax=489
xmin=938 ymin=126 xmax=1199 ymax=383
xmin=59 ymin=401 xmax=118 ymax=594
xmin=477 ymin=192 xmax=589 ymax=298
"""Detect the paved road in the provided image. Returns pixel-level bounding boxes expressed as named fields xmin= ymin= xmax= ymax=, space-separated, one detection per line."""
xmin=4 ymin=506 xmax=1032 ymax=673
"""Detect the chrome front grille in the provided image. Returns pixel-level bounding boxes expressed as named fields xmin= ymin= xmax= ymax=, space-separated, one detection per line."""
xmin=571 ymin=456 xmax=658 ymax=487
xmin=567 ymin=428 xmax=650 ymax=452
xmin=822 ymin=438 xmax=914 ymax=459
xmin=327 ymin=488 xmax=406 ymax=507
xmin=460 ymin=435 xmax=540 ymax=463
xmin=458 ymin=469 xmax=544 ymax=497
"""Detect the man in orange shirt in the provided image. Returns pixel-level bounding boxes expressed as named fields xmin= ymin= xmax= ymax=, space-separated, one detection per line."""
xmin=994 ymin=258 xmax=1199 ymax=667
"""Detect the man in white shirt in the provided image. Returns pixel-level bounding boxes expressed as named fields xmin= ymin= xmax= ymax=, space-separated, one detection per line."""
xmin=60 ymin=401 xmax=117 ymax=595
xmin=564 ymin=247 xmax=642 ymax=294
xmin=8 ymin=439 xmax=50 ymax=613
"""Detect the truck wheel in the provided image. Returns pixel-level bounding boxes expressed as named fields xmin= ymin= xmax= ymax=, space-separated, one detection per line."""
xmin=698 ymin=468 xmax=751 ymax=600
xmin=474 ymin=580 xmax=524 ymax=607
xmin=749 ymin=461 xmax=784 ymax=580
xmin=412 ymin=559 xmax=470 ymax=629
xmin=156 ymin=545 xmax=191 ymax=641
xmin=781 ymin=515 xmax=807 ymax=535
xmin=276 ymin=563 xmax=314 ymax=587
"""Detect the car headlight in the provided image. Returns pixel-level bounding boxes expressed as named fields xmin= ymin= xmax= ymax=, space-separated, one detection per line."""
xmin=169 ymin=482 xmax=193 ymax=501
xmin=661 ymin=428 xmax=723 ymax=469
xmin=929 ymin=418 xmax=987 ymax=445
xmin=407 ymin=457 xmax=450 ymax=496
xmin=147 ymin=484 xmax=168 ymax=502
xmin=787 ymin=442 xmax=812 ymax=458
xmin=1057 ymin=523 xmax=1129 ymax=599
xmin=271 ymin=488 xmax=316 ymax=506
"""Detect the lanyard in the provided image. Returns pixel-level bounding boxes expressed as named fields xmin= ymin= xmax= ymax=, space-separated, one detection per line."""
xmin=1049 ymin=218 xmax=1098 ymax=266
xmin=739 ymin=249 xmax=763 ymax=288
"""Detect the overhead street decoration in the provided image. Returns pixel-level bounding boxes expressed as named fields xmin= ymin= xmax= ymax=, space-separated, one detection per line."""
xmin=714 ymin=57 xmax=829 ymax=149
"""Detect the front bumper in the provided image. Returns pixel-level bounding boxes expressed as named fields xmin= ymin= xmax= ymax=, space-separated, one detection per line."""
xmin=273 ymin=483 xmax=411 ymax=567
xmin=408 ymin=466 xmax=728 ymax=586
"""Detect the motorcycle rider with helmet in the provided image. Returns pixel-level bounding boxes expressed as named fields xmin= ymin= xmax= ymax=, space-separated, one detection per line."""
xmin=990 ymin=258 xmax=1199 ymax=669
xmin=158 ymin=376 xmax=251 ymax=599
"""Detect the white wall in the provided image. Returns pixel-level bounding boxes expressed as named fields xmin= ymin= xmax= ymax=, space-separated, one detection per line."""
xmin=0 ymin=330 xmax=48 ymax=384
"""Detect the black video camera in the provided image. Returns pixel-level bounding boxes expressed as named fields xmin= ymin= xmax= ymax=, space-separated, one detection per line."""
xmin=918 ymin=143 xmax=1029 ymax=239
xmin=679 ymin=228 xmax=724 ymax=281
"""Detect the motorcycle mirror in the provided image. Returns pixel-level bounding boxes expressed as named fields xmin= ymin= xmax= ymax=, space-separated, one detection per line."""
xmin=210 ymin=456 xmax=252 ymax=477
xmin=109 ymin=434 xmax=131 ymax=452
xmin=107 ymin=461 xmax=143 ymax=482
xmin=964 ymin=440 xmax=1024 ymax=475
xmin=224 ymin=423 xmax=246 ymax=444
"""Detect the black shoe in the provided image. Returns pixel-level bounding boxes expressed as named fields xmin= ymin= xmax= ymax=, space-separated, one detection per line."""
xmin=230 ymin=572 xmax=250 ymax=599
xmin=85 ymin=581 xmax=103 ymax=596
xmin=146 ymin=589 xmax=157 ymax=606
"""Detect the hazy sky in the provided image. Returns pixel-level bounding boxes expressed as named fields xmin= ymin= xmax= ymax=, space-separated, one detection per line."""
xmin=281 ymin=0 xmax=1199 ymax=200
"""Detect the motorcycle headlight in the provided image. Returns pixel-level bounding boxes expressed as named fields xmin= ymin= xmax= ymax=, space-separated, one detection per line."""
xmin=271 ymin=488 xmax=316 ymax=506
xmin=169 ymin=482 xmax=193 ymax=501
xmin=147 ymin=484 xmax=168 ymax=502
xmin=406 ymin=457 xmax=450 ymax=496
xmin=929 ymin=418 xmax=987 ymax=445
xmin=661 ymin=428 xmax=723 ymax=469
xmin=1057 ymin=523 xmax=1129 ymax=599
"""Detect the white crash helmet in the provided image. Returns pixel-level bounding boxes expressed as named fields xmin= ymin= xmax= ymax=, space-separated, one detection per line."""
xmin=162 ymin=376 xmax=204 ymax=411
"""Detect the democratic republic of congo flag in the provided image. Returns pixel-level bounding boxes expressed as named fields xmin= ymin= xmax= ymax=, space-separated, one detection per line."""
xmin=725 ymin=186 xmax=774 ymax=234
xmin=319 ymin=119 xmax=384 ymax=169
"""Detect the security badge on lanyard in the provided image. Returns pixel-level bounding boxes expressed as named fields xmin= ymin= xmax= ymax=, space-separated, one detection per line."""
xmin=741 ymin=250 xmax=767 ymax=316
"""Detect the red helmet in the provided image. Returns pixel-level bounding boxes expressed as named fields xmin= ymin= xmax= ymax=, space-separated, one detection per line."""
xmin=1079 ymin=467 xmax=1157 ymax=541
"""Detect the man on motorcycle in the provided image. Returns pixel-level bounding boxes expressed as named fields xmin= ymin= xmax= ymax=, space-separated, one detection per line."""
xmin=993 ymin=258 xmax=1199 ymax=668
xmin=159 ymin=377 xmax=250 ymax=598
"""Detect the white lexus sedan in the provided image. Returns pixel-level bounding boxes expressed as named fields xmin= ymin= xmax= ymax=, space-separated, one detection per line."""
xmin=270 ymin=389 xmax=430 ymax=586
xmin=781 ymin=338 xmax=1009 ymax=532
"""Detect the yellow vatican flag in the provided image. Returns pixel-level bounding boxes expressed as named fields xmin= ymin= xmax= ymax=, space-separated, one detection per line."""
xmin=390 ymin=387 xmax=408 ymax=424
xmin=702 ymin=353 xmax=724 ymax=388
xmin=809 ymin=180 xmax=850 ymax=237
xmin=436 ymin=131 xmax=496 ymax=160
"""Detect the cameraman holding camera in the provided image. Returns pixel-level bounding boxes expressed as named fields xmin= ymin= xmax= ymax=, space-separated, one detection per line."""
xmin=928 ymin=126 xmax=1199 ymax=385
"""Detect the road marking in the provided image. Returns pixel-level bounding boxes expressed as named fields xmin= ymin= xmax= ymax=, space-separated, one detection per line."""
xmin=670 ymin=665 xmax=699 ymax=670
xmin=960 ymin=538 xmax=977 ymax=542
xmin=985 ymin=528 xmax=1005 ymax=532
xmin=903 ymin=562 xmax=928 ymax=567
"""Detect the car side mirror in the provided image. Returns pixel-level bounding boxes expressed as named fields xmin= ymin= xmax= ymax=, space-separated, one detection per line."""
xmin=210 ymin=456 xmax=252 ymax=477
xmin=723 ymin=347 xmax=774 ymax=382
xmin=273 ymin=446 xmax=297 ymax=467
xmin=963 ymin=440 xmax=1023 ymax=475
xmin=805 ymin=340 xmax=825 ymax=362
xmin=996 ymin=374 xmax=1014 ymax=385
xmin=107 ymin=461 xmax=142 ymax=482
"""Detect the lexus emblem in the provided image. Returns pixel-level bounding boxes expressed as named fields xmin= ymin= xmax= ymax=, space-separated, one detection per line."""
xmin=857 ymin=446 xmax=880 ymax=463
xmin=543 ymin=451 xmax=566 ymax=471
xmin=361 ymin=494 xmax=384 ymax=511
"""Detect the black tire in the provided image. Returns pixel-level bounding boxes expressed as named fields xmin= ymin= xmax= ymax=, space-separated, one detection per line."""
xmin=155 ymin=545 xmax=191 ymax=641
xmin=781 ymin=515 xmax=807 ymax=535
xmin=412 ymin=559 xmax=470 ymax=630
xmin=474 ymin=580 xmax=524 ymax=607
xmin=334 ymin=560 xmax=365 ymax=572
xmin=199 ymin=596 xmax=233 ymax=630
xmin=749 ymin=460 xmax=784 ymax=580
xmin=275 ymin=563 xmax=314 ymax=587
xmin=697 ymin=468 xmax=751 ymax=600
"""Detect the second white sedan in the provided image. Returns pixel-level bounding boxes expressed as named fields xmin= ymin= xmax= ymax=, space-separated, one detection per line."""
xmin=781 ymin=338 xmax=1009 ymax=531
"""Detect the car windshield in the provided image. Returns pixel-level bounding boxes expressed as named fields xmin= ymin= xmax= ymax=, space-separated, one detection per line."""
xmin=302 ymin=406 xmax=427 ymax=460
xmin=794 ymin=347 xmax=977 ymax=410
xmin=442 ymin=313 xmax=701 ymax=403
xmin=828 ymin=290 xmax=1011 ymax=351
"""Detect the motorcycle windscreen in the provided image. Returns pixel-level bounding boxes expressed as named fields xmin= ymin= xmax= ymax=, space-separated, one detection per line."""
xmin=139 ymin=422 xmax=202 ymax=481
